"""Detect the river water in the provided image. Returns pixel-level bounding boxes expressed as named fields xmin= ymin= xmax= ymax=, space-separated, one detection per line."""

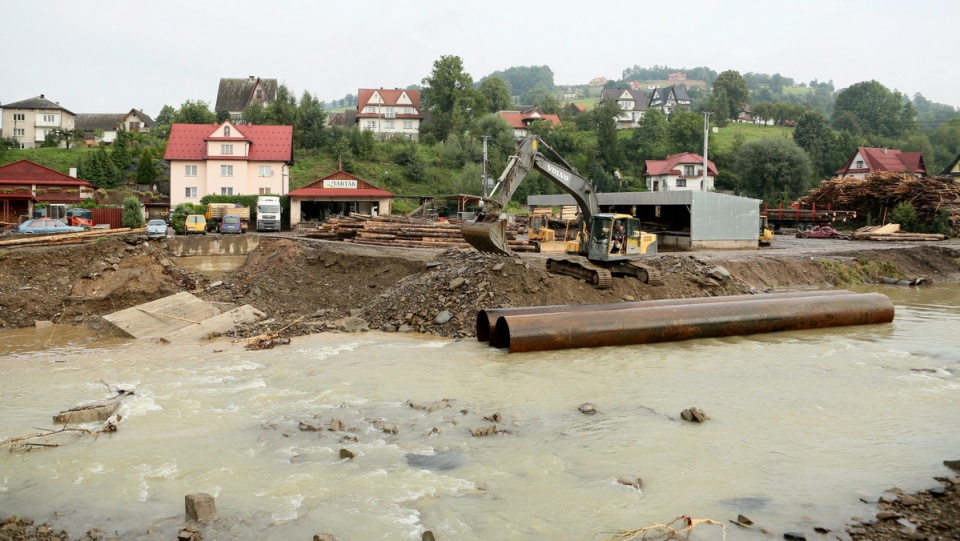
xmin=1 ymin=285 xmax=958 ymax=540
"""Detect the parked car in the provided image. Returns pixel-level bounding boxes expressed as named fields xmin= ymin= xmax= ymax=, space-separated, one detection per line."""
xmin=218 ymin=215 xmax=243 ymax=234
xmin=184 ymin=214 xmax=206 ymax=235
xmin=14 ymin=218 xmax=87 ymax=235
xmin=146 ymin=219 xmax=168 ymax=238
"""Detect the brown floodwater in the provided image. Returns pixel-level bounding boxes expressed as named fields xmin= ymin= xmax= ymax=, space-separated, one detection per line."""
xmin=1 ymin=285 xmax=958 ymax=540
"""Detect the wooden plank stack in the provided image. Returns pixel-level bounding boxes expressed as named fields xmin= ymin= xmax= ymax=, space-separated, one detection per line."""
xmin=798 ymin=172 xmax=960 ymax=235
xmin=300 ymin=213 xmax=539 ymax=252
xmin=851 ymin=224 xmax=946 ymax=242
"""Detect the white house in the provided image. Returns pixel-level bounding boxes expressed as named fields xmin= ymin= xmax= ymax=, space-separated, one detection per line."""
xmin=599 ymin=88 xmax=648 ymax=129
xmin=644 ymin=152 xmax=717 ymax=192
xmin=356 ymin=88 xmax=423 ymax=141
xmin=0 ymin=95 xmax=76 ymax=149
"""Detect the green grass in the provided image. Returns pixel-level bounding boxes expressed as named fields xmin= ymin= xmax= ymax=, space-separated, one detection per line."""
xmin=0 ymin=147 xmax=95 ymax=173
xmin=817 ymin=256 xmax=903 ymax=286
xmin=710 ymin=123 xmax=794 ymax=154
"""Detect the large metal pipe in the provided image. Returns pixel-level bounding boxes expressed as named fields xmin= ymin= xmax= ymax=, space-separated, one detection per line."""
xmin=493 ymin=292 xmax=894 ymax=353
xmin=478 ymin=290 xmax=856 ymax=345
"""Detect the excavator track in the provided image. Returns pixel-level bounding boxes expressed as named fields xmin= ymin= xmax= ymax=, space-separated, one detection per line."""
xmin=627 ymin=261 xmax=664 ymax=286
xmin=546 ymin=257 xmax=613 ymax=289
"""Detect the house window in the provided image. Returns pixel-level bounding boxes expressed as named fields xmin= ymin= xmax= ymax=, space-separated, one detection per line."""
xmin=129 ymin=121 xmax=141 ymax=132
xmin=13 ymin=128 xmax=24 ymax=136
xmin=221 ymin=165 xmax=233 ymax=176
xmin=13 ymin=113 xmax=25 ymax=121
xmin=259 ymin=187 xmax=271 ymax=195
xmin=185 ymin=165 xmax=197 ymax=177
xmin=677 ymin=179 xmax=687 ymax=188
xmin=683 ymin=165 xmax=695 ymax=176
xmin=856 ymin=160 xmax=864 ymax=169
xmin=224 ymin=126 xmax=231 ymax=137
xmin=221 ymin=187 xmax=234 ymax=196
xmin=385 ymin=107 xmax=395 ymax=118
xmin=259 ymin=166 xmax=272 ymax=177
xmin=185 ymin=187 xmax=198 ymax=198
xmin=43 ymin=114 xmax=55 ymax=122
xmin=385 ymin=120 xmax=394 ymax=129
xmin=255 ymin=89 xmax=263 ymax=99
xmin=366 ymin=120 xmax=377 ymax=129
xmin=18 ymin=143 xmax=25 ymax=149
xmin=221 ymin=144 xmax=233 ymax=154
xmin=406 ymin=107 xmax=415 ymax=114
xmin=403 ymin=121 xmax=413 ymax=130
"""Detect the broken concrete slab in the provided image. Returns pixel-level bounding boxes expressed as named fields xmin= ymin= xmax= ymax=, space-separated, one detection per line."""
xmin=100 ymin=292 xmax=264 ymax=342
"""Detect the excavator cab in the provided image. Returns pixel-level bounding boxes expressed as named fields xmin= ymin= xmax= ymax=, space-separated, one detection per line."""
xmin=584 ymin=214 xmax=655 ymax=261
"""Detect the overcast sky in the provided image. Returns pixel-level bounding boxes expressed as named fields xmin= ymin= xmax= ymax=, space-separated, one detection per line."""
xmin=3 ymin=0 xmax=958 ymax=124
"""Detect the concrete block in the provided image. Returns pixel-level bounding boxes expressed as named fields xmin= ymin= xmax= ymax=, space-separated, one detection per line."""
xmin=185 ymin=493 xmax=216 ymax=521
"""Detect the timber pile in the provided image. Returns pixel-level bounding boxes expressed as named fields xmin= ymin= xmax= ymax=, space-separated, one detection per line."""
xmin=300 ymin=213 xmax=539 ymax=251
xmin=852 ymin=223 xmax=946 ymax=242
xmin=0 ymin=227 xmax=138 ymax=248
xmin=798 ymin=172 xmax=960 ymax=235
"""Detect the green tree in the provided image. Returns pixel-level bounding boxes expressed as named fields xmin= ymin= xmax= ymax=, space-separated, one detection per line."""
xmin=832 ymin=80 xmax=917 ymax=138
xmin=242 ymin=103 xmax=267 ymax=125
xmin=170 ymin=202 xmax=204 ymax=234
xmin=421 ymin=55 xmax=477 ymax=142
xmin=735 ymin=137 xmax=812 ymax=202
xmin=298 ymin=90 xmax=327 ymax=150
xmin=668 ymin=109 xmax=705 ymax=153
xmin=930 ymin=117 xmax=960 ymax=173
xmin=173 ymin=100 xmax=216 ymax=124
xmin=80 ymin=145 xmax=121 ymax=188
xmin=482 ymin=66 xmax=554 ymax=97
xmin=136 ymin=147 xmax=158 ymax=184
xmin=626 ymin=109 xmax=669 ymax=163
xmin=122 ymin=196 xmax=145 ymax=229
xmin=711 ymin=70 xmax=749 ymax=121
xmin=265 ymin=84 xmax=299 ymax=127
xmin=216 ymin=110 xmax=231 ymax=123
xmin=112 ymin=125 xmax=133 ymax=171
xmin=155 ymin=105 xmax=176 ymax=125
xmin=477 ymin=77 xmax=513 ymax=113
xmin=793 ymin=109 xmax=836 ymax=178
xmin=592 ymin=99 xmax=623 ymax=171
xmin=521 ymin=88 xmax=559 ymax=114
xmin=890 ymin=201 xmax=921 ymax=232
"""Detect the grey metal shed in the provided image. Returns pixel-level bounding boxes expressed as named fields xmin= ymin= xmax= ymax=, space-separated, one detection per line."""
xmin=527 ymin=191 xmax=761 ymax=251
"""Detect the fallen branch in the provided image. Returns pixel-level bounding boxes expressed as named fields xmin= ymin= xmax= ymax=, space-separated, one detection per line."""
xmin=1 ymin=425 xmax=102 ymax=454
xmin=596 ymin=515 xmax=726 ymax=541
xmin=245 ymin=315 xmax=305 ymax=350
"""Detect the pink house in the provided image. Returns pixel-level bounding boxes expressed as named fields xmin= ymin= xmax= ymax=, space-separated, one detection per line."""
xmin=497 ymin=108 xmax=562 ymax=139
xmin=164 ymin=120 xmax=293 ymax=207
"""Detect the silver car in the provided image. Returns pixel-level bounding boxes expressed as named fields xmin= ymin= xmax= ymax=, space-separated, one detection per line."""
xmin=146 ymin=219 xmax=168 ymax=238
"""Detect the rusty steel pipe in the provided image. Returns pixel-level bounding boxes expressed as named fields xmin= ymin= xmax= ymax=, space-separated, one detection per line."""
xmin=478 ymin=290 xmax=856 ymax=345
xmin=493 ymin=292 xmax=894 ymax=353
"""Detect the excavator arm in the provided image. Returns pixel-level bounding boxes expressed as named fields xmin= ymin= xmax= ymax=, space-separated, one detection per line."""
xmin=463 ymin=136 xmax=600 ymax=255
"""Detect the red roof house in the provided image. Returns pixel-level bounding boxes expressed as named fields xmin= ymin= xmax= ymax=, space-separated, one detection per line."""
xmin=164 ymin=120 xmax=293 ymax=207
xmin=835 ymin=147 xmax=926 ymax=178
xmin=644 ymin=153 xmax=718 ymax=192
xmin=497 ymin=108 xmax=562 ymax=139
xmin=356 ymin=88 xmax=423 ymax=141
xmin=0 ymin=160 xmax=96 ymax=224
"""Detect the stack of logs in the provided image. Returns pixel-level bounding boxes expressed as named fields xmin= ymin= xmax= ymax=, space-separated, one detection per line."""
xmin=851 ymin=224 xmax=946 ymax=242
xmin=300 ymin=213 xmax=539 ymax=251
xmin=797 ymin=172 xmax=960 ymax=235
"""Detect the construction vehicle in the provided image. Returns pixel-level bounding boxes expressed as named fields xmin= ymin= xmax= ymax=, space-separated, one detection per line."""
xmin=204 ymin=203 xmax=250 ymax=233
xmin=65 ymin=208 xmax=94 ymax=230
xmin=759 ymin=215 xmax=774 ymax=247
xmin=462 ymin=135 xmax=661 ymax=288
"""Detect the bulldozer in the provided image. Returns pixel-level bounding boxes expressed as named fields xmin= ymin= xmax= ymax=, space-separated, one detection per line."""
xmin=462 ymin=136 xmax=661 ymax=288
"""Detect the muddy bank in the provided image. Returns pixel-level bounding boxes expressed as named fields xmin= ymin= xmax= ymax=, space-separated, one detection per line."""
xmin=1 ymin=235 xmax=959 ymax=338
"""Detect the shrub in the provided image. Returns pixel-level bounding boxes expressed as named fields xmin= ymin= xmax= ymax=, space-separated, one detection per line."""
xmin=890 ymin=201 xmax=921 ymax=233
xmin=121 ymin=197 xmax=145 ymax=228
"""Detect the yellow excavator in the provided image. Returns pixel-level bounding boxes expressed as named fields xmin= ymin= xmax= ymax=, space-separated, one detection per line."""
xmin=462 ymin=135 xmax=662 ymax=288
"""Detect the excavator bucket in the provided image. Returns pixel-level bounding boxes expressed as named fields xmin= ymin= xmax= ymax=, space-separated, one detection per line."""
xmin=461 ymin=218 xmax=511 ymax=256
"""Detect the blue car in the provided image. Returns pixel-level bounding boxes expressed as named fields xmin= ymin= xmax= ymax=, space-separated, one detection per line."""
xmin=218 ymin=215 xmax=244 ymax=234
xmin=15 ymin=218 xmax=87 ymax=235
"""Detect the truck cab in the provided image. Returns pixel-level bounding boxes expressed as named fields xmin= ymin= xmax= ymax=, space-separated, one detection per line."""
xmin=256 ymin=196 xmax=282 ymax=232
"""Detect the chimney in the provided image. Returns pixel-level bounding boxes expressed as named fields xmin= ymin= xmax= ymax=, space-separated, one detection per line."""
xmin=69 ymin=167 xmax=77 ymax=178
xmin=249 ymin=75 xmax=255 ymax=81
xmin=40 ymin=94 xmax=45 ymax=99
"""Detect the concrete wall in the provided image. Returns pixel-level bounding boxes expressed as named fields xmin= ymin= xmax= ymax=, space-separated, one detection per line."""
xmin=165 ymin=235 xmax=260 ymax=257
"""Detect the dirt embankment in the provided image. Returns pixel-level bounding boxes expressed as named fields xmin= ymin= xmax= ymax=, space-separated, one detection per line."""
xmin=1 ymin=234 xmax=959 ymax=338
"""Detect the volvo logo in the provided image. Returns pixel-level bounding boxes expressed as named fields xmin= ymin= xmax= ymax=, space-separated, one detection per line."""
xmin=545 ymin=163 xmax=570 ymax=183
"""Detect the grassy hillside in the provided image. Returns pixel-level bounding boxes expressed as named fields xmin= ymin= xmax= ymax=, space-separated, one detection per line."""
xmin=0 ymin=147 xmax=94 ymax=173
xmin=711 ymin=123 xmax=793 ymax=154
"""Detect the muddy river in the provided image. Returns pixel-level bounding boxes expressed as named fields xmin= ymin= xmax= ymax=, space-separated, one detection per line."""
xmin=1 ymin=285 xmax=958 ymax=540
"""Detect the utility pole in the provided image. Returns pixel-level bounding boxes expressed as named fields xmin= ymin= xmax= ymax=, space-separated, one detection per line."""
xmin=481 ymin=136 xmax=490 ymax=198
xmin=702 ymin=111 xmax=711 ymax=191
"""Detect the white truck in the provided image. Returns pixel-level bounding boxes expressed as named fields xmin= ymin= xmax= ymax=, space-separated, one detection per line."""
xmin=256 ymin=196 xmax=282 ymax=232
